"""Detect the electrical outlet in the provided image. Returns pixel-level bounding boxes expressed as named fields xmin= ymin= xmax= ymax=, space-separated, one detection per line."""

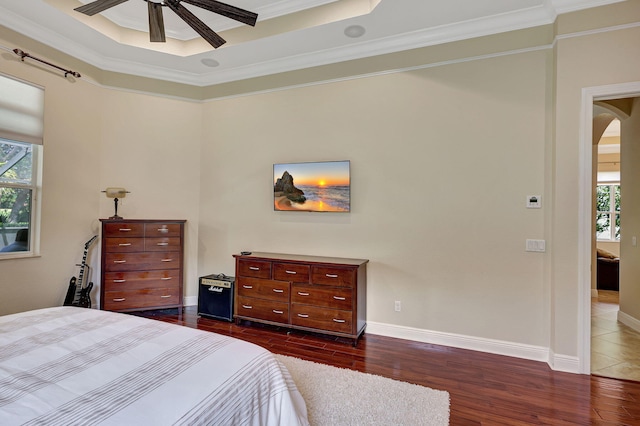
xmin=394 ymin=301 xmax=401 ymax=312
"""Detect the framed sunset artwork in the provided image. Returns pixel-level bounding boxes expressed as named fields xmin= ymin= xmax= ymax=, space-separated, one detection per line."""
xmin=273 ymin=160 xmax=350 ymax=212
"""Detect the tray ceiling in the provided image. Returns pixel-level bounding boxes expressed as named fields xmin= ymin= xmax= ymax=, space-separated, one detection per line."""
xmin=0 ymin=0 xmax=625 ymax=86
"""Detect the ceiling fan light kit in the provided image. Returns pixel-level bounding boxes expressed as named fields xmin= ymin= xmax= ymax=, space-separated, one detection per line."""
xmin=74 ymin=0 xmax=258 ymax=49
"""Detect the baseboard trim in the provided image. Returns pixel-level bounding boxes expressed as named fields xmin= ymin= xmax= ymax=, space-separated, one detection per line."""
xmin=618 ymin=310 xmax=640 ymax=334
xmin=367 ymin=321 xmax=581 ymax=373
xmin=548 ymin=351 xmax=581 ymax=373
xmin=181 ymin=303 xmax=585 ymax=373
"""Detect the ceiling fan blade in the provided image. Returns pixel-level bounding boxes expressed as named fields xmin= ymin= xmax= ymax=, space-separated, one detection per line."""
xmin=74 ymin=0 xmax=130 ymax=16
xmin=181 ymin=0 xmax=258 ymax=27
xmin=148 ymin=2 xmax=166 ymax=42
xmin=165 ymin=0 xmax=226 ymax=48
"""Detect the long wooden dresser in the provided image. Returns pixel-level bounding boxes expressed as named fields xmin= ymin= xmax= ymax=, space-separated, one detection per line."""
xmin=233 ymin=252 xmax=368 ymax=344
xmin=100 ymin=219 xmax=185 ymax=313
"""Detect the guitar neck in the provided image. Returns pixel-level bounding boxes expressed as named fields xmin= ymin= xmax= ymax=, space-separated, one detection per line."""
xmin=73 ymin=251 xmax=89 ymax=298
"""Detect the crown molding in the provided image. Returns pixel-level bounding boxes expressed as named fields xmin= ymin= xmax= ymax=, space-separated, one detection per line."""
xmin=551 ymin=0 xmax=626 ymax=14
xmin=0 ymin=0 xmax=626 ymax=87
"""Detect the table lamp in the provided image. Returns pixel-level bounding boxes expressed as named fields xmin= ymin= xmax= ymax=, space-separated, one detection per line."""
xmin=102 ymin=187 xmax=130 ymax=219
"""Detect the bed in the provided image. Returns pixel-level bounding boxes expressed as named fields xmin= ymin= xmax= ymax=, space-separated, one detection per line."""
xmin=0 ymin=306 xmax=309 ymax=425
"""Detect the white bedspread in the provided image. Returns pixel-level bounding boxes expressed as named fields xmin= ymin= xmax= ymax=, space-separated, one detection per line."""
xmin=0 ymin=307 xmax=309 ymax=426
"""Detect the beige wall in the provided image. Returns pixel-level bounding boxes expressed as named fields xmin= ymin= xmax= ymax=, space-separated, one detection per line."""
xmin=0 ymin=54 xmax=102 ymax=314
xmin=96 ymin=89 xmax=202 ymax=305
xmin=199 ymin=49 xmax=551 ymax=345
xmin=598 ymin=242 xmax=620 ymax=257
xmin=620 ymin=97 xmax=640 ymax=321
xmin=0 ymin=44 xmax=202 ymax=314
xmin=553 ymin=2 xmax=640 ymax=357
xmin=0 ymin=1 xmax=639 ymax=370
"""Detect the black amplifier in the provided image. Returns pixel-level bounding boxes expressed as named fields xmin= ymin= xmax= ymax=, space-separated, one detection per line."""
xmin=198 ymin=274 xmax=234 ymax=322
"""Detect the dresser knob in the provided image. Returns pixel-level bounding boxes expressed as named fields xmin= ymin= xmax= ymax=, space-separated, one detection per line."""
xmin=333 ymin=296 xmax=346 ymax=301
xmin=333 ymin=319 xmax=346 ymax=323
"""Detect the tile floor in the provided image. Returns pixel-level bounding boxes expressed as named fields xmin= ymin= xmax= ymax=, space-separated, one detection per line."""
xmin=591 ymin=290 xmax=640 ymax=381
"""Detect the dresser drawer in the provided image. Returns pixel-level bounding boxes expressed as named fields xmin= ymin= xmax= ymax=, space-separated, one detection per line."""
xmin=236 ymin=296 xmax=289 ymax=323
xmin=104 ymin=238 xmax=144 ymax=253
xmin=273 ymin=263 xmax=310 ymax=283
xmin=291 ymin=284 xmax=352 ymax=310
xmin=103 ymin=222 xmax=144 ymax=237
xmin=311 ymin=266 xmax=356 ymax=287
xmin=104 ymin=252 xmax=181 ymax=272
xmin=237 ymin=277 xmax=289 ymax=301
xmin=145 ymin=237 xmax=181 ymax=252
xmin=145 ymin=223 xmax=182 ymax=238
xmin=291 ymin=304 xmax=352 ymax=334
xmin=237 ymin=259 xmax=272 ymax=279
xmin=103 ymin=270 xmax=180 ymax=291
xmin=103 ymin=287 xmax=180 ymax=311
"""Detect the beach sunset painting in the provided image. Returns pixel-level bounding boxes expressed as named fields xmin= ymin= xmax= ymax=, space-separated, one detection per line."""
xmin=273 ymin=161 xmax=350 ymax=212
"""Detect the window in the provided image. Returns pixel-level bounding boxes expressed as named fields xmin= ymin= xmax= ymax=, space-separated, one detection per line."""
xmin=596 ymin=184 xmax=620 ymax=241
xmin=0 ymin=139 xmax=39 ymax=253
xmin=0 ymin=74 xmax=43 ymax=257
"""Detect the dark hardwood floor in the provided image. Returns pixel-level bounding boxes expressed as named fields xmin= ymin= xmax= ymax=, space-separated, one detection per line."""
xmin=137 ymin=307 xmax=640 ymax=425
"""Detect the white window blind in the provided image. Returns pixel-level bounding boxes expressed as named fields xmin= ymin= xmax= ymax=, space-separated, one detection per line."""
xmin=0 ymin=74 xmax=44 ymax=145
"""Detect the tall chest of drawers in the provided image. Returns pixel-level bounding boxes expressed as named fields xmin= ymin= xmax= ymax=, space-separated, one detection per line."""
xmin=100 ymin=219 xmax=186 ymax=312
xmin=233 ymin=252 xmax=368 ymax=344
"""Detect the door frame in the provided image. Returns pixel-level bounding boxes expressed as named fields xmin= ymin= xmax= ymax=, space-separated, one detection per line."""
xmin=579 ymin=81 xmax=640 ymax=374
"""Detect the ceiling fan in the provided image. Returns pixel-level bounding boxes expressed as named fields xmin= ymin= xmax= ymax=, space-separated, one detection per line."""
xmin=74 ymin=0 xmax=258 ymax=48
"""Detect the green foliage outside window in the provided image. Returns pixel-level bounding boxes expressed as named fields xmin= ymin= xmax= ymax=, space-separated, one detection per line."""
xmin=596 ymin=184 xmax=620 ymax=240
xmin=0 ymin=141 xmax=33 ymax=227
xmin=1 ymin=140 xmax=33 ymax=250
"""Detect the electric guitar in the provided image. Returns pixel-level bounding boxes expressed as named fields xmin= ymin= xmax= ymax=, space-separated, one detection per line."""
xmin=63 ymin=235 xmax=98 ymax=308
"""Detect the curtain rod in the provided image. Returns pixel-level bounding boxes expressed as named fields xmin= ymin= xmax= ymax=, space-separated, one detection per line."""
xmin=13 ymin=49 xmax=81 ymax=79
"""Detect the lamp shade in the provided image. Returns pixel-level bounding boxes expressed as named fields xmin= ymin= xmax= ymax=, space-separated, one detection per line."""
xmin=104 ymin=187 xmax=128 ymax=198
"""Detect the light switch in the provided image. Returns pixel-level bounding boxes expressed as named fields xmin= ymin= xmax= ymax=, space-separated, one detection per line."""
xmin=526 ymin=239 xmax=546 ymax=252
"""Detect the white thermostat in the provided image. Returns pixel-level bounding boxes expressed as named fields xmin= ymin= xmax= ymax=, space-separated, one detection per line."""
xmin=526 ymin=195 xmax=542 ymax=209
